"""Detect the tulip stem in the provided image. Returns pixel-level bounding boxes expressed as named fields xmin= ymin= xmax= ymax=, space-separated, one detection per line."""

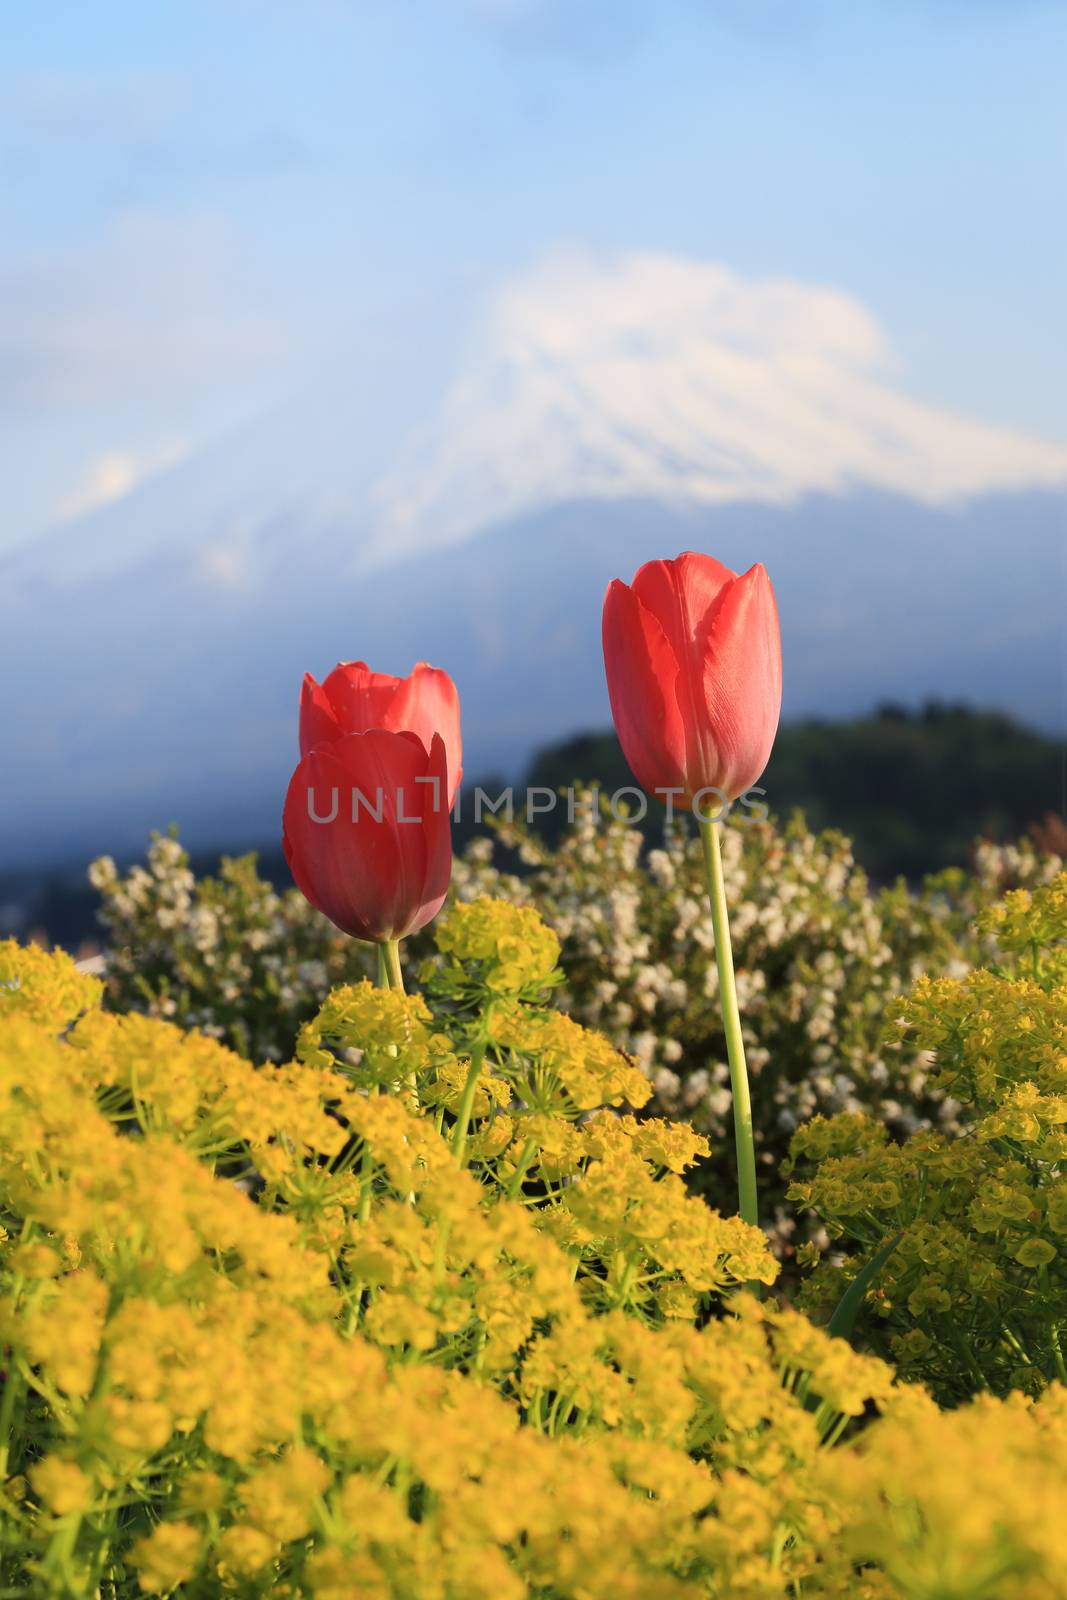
xmin=452 ymin=1032 xmax=489 ymax=1168
xmin=383 ymin=939 xmax=405 ymax=993
xmin=698 ymin=814 xmax=760 ymax=1234
xmin=376 ymin=939 xmax=418 ymax=1108
xmin=376 ymin=940 xmax=405 ymax=993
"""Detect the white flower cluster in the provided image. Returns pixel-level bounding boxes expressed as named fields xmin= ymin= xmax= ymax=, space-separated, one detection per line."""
xmin=451 ymin=803 xmax=1058 ymax=1211
xmin=91 ymin=832 xmax=372 ymax=1062
xmin=89 ymin=815 xmax=1058 ymax=1217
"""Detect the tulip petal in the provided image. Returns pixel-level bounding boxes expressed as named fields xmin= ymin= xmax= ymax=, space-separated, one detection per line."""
xmin=299 ymin=673 xmax=344 ymax=758
xmin=283 ymin=728 xmax=453 ymax=942
xmin=387 ymin=663 xmax=464 ymax=806
xmin=321 ymin=661 xmax=403 ymax=733
xmin=699 ymin=562 xmax=782 ymax=798
xmin=284 ymin=741 xmax=400 ymax=941
xmin=414 ymin=732 xmax=453 ymax=931
xmin=354 ymin=728 xmax=424 ymax=937
xmin=602 ymin=579 xmax=688 ymax=799
xmin=629 ymin=553 xmax=740 ymax=785
xmin=630 ymin=551 xmax=737 ymax=645
xmin=307 ymin=659 xmax=463 ymax=808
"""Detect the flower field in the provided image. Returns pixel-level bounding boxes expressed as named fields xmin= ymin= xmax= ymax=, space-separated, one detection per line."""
xmin=2 ymin=550 xmax=1065 ymax=1596
xmin=3 ymin=870 xmax=1067 ymax=1598
xmin=90 ymin=817 xmax=1057 ymax=1230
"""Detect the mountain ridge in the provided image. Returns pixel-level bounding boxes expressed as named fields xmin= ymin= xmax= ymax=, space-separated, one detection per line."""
xmin=9 ymin=248 xmax=1067 ymax=595
xmin=4 ymin=247 xmax=1065 ymax=869
xmin=2 ymin=484 xmax=1064 ymax=870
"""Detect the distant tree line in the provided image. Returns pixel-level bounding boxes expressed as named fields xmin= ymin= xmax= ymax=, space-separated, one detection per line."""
xmin=4 ymin=702 xmax=1063 ymax=949
xmin=523 ymin=702 xmax=1065 ymax=881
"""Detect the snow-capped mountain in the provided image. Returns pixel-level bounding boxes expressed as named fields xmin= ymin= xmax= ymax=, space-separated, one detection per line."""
xmin=3 ymin=249 xmax=1065 ymax=869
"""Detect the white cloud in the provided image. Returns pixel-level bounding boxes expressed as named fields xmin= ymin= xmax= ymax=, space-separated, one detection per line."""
xmin=0 ymin=212 xmax=287 ymax=413
xmin=366 ymin=246 xmax=1067 ymax=563
xmin=54 ymin=439 xmax=189 ymax=523
xmin=6 ymin=72 xmax=179 ymax=145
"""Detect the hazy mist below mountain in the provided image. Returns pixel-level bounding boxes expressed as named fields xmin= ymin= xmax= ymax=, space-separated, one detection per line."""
xmin=3 ymin=485 xmax=1064 ymax=870
xmin=5 ymin=250 xmax=1066 ymax=870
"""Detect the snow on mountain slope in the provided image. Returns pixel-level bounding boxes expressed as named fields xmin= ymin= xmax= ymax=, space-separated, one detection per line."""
xmin=9 ymin=247 xmax=1067 ymax=595
xmin=2 ymin=248 xmax=1065 ymax=868
xmin=363 ymin=249 xmax=1067 ymax=568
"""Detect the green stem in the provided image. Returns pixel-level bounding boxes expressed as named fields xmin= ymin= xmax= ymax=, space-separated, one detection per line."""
xmin=357 ymin=1139 xmax=374 ymax=1224
xmin=821 ymin=1409 xmax=852 ymax=1449
xmin=0 ymin=1346 xmax=22 ymax=1479
xmin=376 ymin=939 xmax=418 ymax=1105
xmin=1051 ymin=1328 xmax=1067 ymax=1387
xmin=698 ymin=815 xmax=759 ymax=1231
xmin=945 ymin=1319 xmax=987 ymax=1392
xmin=506 ymin=1138 xmax=538 ymax=1199
xmin=452 ymin=1035 xmax=488 ymax=1167
xmin=615 ymin=1256 xmax=638 ymax=1310
xmin=376 ymin=940 xmax=405 ymax=991
xmin=42 ymin=1512 xmax=83 ymax=1591
xmin=384 ymin=939 xmax=404 ymax=993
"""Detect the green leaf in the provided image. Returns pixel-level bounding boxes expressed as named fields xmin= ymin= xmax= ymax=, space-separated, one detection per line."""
xmin=827 ymin=1232 xmax=903 ymax=1342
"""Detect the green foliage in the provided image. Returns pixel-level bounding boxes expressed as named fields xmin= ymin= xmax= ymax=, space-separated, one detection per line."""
xmin=4 ymin=868 xmax=1067 ymax=1596
xmin=453 ymin=807 xmax=1059 ymax=1228
xmin=788 ymin=875 xmax=1067 ymax=1403
xmin=89 ymin=833 xmax=373 ymax=1063
xmin=91 ymin=819 xmax=1061 ymax=1233
xmin=0 ymin=907 xmax=881 ymax=1600
xmin=527 ymin=702 xmax=1064 ymax=879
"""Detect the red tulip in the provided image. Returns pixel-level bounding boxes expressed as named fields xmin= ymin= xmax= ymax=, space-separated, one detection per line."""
xmin=283 ymin=728 xmax=452 ymax=942
xmin=602 ymin=551 xmax=781 ymax=806
xmin=300 ymin=661 xmax=462 ymax=806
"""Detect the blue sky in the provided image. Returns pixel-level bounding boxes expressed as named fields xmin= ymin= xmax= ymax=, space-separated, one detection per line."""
xmin=2 ymin=0 xmax=1065 ymax=551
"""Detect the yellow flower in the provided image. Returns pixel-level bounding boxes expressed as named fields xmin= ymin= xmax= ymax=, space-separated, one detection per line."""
xmin=178 ymin=1470 xmax=229 ymax=1515
xmin=1014 ymin=1237 xmax=1057 ymax=1268
xmin=131 ymin=1521 xmax=203 ymax=1593
xmin=0 ymin=939 xmax=102 ymax=1031
xmin=240 ymin=1447 xmax=330 ymax=1542
xmin=435 ymin=898 xmax=561 ymax=993
xmin=214 ymin=1523 xmax=277 ymax=1579
xmin=30 ymin=1457 xmax=93 ymax=1516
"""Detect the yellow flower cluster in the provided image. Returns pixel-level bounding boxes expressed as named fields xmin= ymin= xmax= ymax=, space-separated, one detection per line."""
xmin=790 ymin=872 xmax=1067 ymax=1401
xmin=432 ymin=896 xmax=562 ymax=994
xmin=979 ymin=874 xmax=1067 ymax=966
xmin=831 ymin=1385 xmax=1067 ymax=1600
xmin=70 ymin=1008 xmax=350 ymax=1166
xmin=0 ymin=939 xmax=102 ymax=1031
xmin=296 ymin=980 xmax=440 ymax=1073
xmin=3 ymin=892 xmax=1067 ymax=1599
xmin=489 ymin=1001 xmax=652 ymax=1112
